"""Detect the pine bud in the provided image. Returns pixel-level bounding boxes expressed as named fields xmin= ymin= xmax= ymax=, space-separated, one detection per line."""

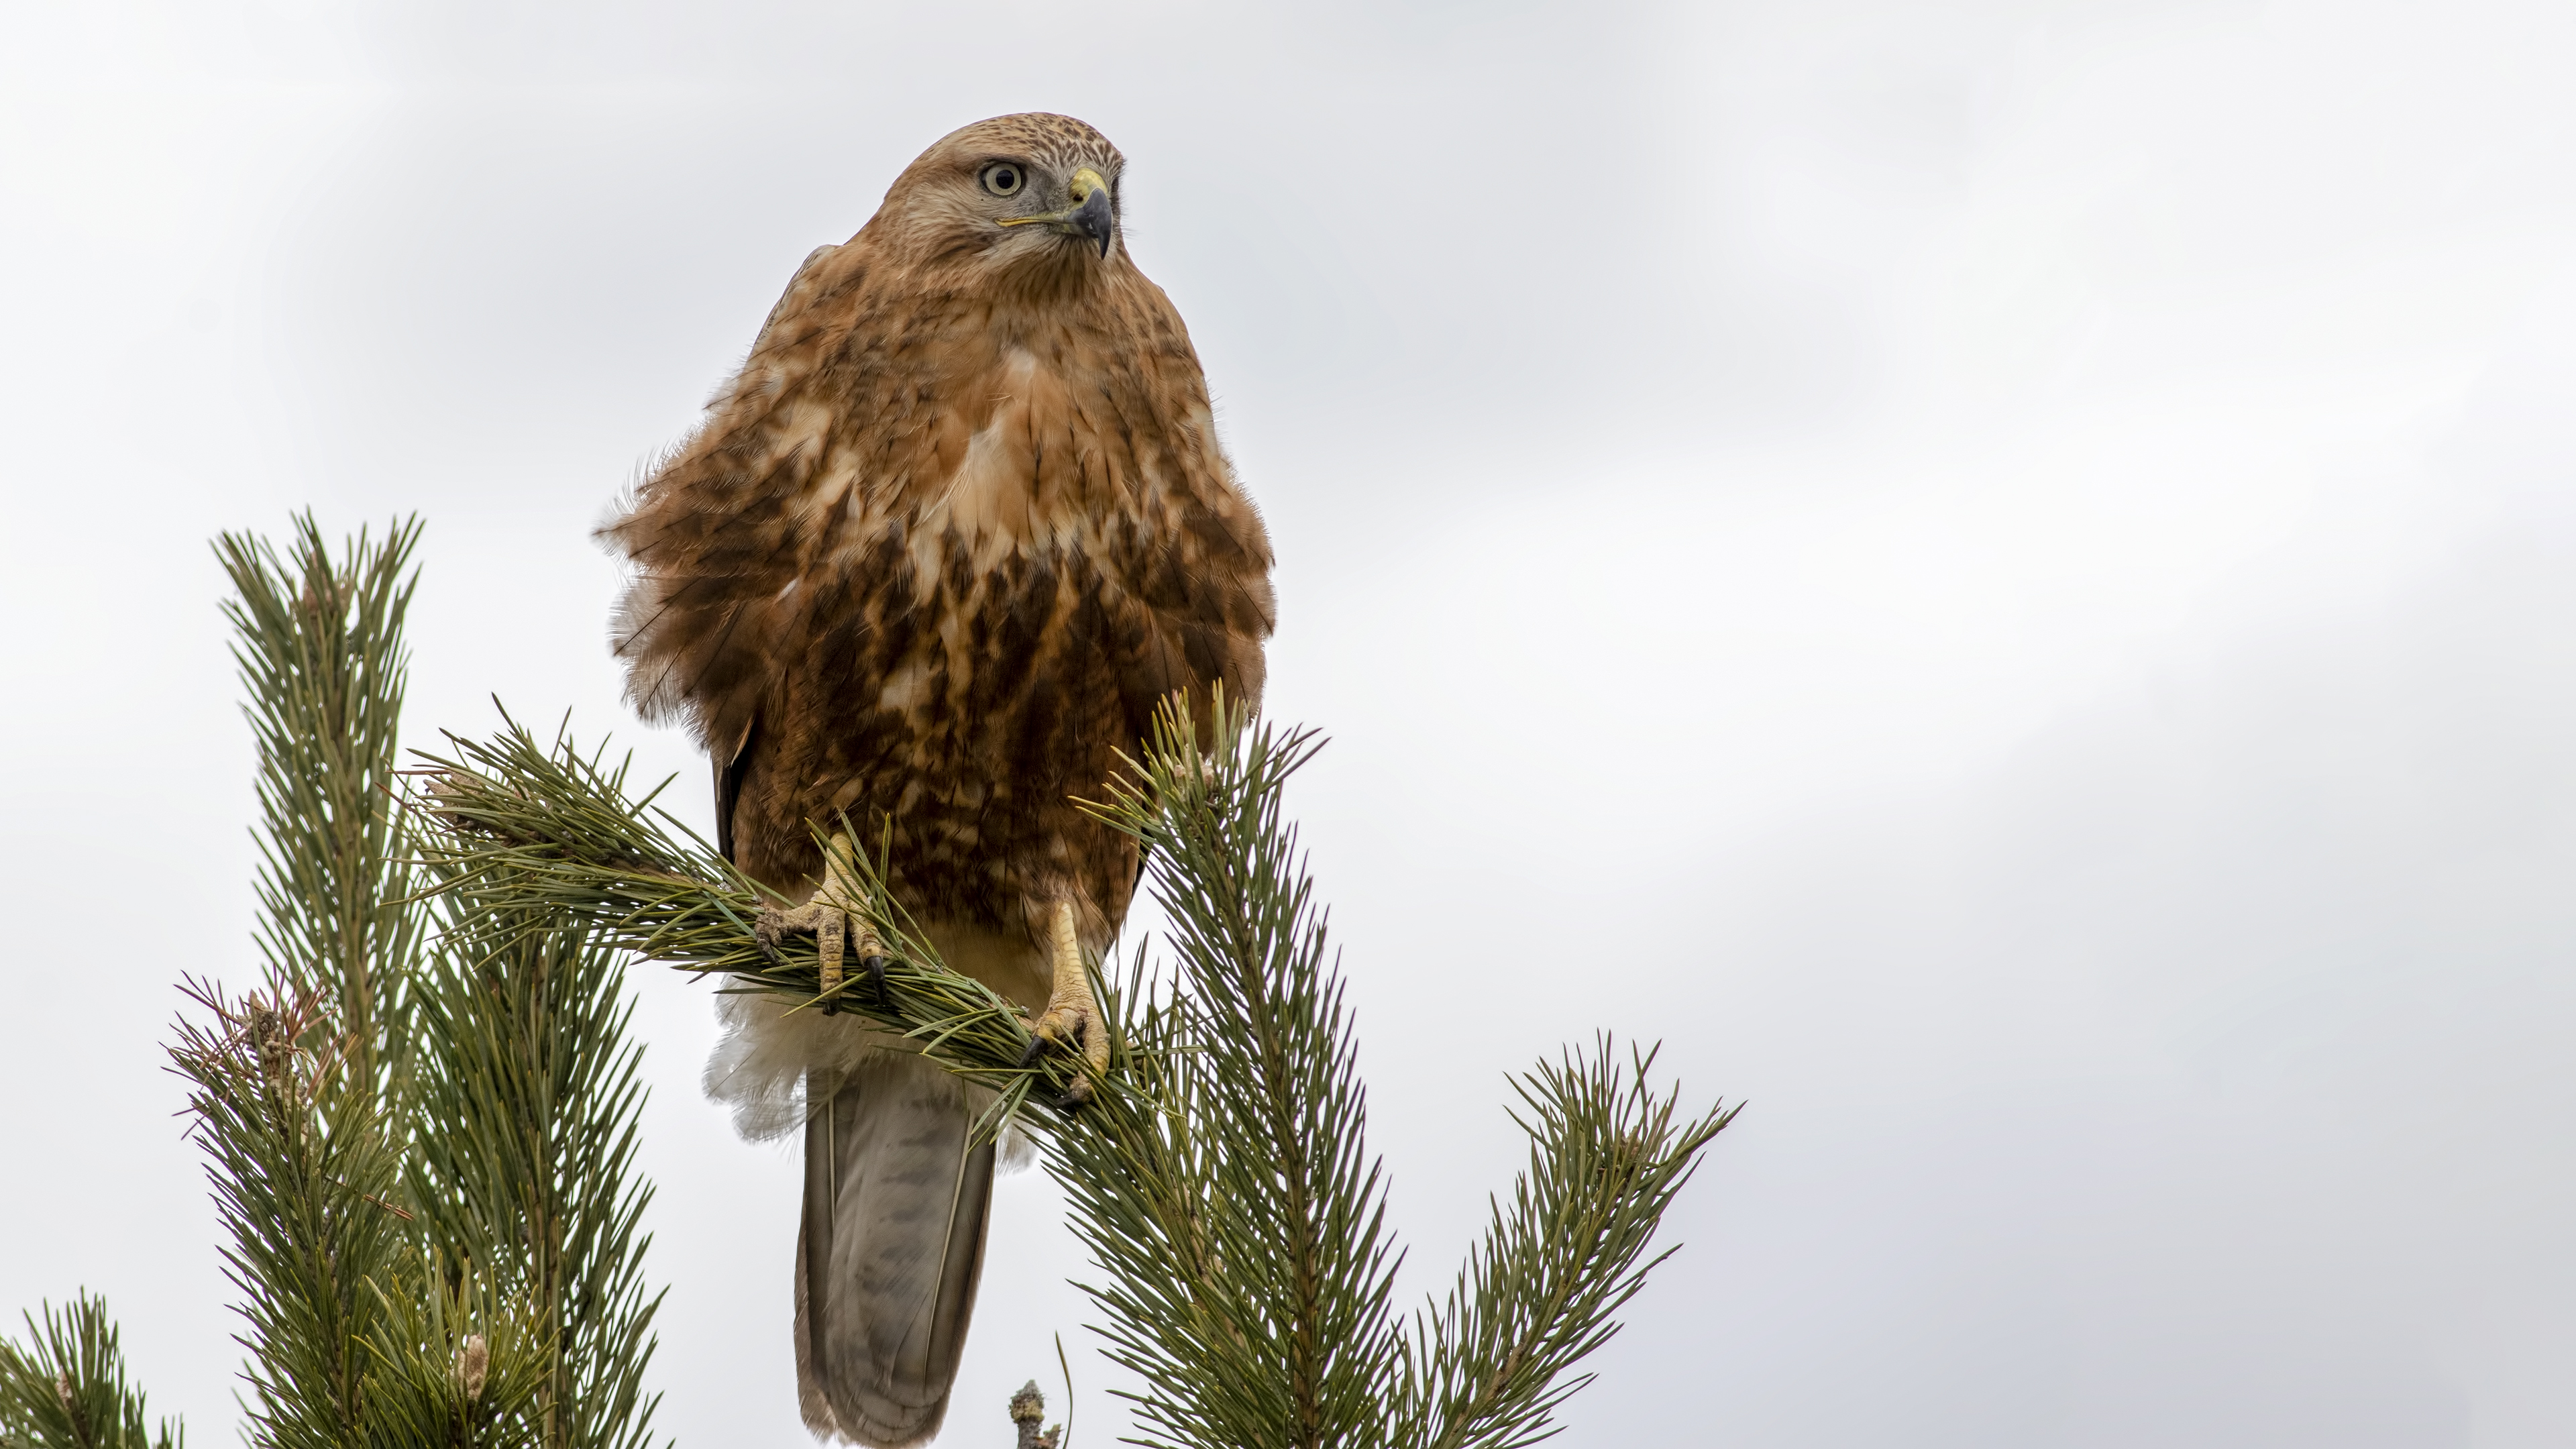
xmin=249 ymin=1000 xmax=292 ymax=1089
xmin=1009 ymin=1381 xmax=1059 ymax=1449
xmin=454 ymin=1334 xmax=488 ymax=1401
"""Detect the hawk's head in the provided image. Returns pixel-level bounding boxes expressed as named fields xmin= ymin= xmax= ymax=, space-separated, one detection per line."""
xmin=878 ymin=113 xmax=1130 ymax=276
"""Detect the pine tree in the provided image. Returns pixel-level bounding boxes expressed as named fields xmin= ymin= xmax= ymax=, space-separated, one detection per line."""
xmin=13 ymin=512 xmax=1729 ymax=1448
xmin=426 ymin=694 xmax=1734 ymax=1449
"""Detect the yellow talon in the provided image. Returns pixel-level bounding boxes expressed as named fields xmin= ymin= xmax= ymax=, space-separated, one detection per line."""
xmin=1028 ymin=900 xmax=1110 ymax=1099
xmin=755 ymin=832 xmax=882 ymax=1008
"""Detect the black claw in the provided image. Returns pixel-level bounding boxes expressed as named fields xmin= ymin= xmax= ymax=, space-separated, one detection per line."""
xmin=1019 ymin=1032 xmax=1053 ymax=1069
xmin=861 ymin=955 xmax=892 ymax=1008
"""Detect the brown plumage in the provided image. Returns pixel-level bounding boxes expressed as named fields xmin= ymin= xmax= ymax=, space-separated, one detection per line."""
xmin=602 ymin=113 xmax=1273 ymax=1445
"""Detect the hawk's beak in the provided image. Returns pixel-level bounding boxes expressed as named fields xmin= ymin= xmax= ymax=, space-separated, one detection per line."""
xmin=1065 ymin=184 xmax=1116 ymax=258
xmin=998 ymin=166 xmax=1116 ymax=258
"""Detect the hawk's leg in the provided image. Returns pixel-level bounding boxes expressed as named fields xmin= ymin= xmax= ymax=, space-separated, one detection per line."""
xmin=1022 ymin=900 xmax=1110 ymax=1102
xmin=755 ymin=833 xmax=893 ymax=1010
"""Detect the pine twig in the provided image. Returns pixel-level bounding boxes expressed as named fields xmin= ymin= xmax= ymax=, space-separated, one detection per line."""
xmin=409 ymin=715 xmax=1095 ymax=1138
xmin=0 ymin=1293 xmax=182 ymax=1449
xmin=1061 ymin=694 xmax=1402 ymax=1449
xmin=191 ymin=516 xmax=432 ymax=1447
xmin=404 ymin=885 xmax=666 ymax=1449
xmin=215 ymin=514 xmax=428 ymax=1104
xmin=1387 ymin=1041 xmax=1736 ymax=1449
xmin=168 ymin=979 xmax=411 ymax=1449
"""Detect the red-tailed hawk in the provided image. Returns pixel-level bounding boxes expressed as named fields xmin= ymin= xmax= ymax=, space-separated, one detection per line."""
xmin=602 ymin=113 xmax=1275 ymax=1445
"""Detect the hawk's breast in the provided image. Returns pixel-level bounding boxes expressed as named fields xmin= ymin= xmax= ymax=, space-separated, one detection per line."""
xmin=824 ymin=343 xmax=1120 ymax=595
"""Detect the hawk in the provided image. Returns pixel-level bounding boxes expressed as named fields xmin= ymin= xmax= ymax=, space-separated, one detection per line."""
xmin=602 ymin=114 xmax=1275 ymax=1445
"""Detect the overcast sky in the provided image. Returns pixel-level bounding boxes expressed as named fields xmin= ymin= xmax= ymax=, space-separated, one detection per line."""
xmin=5 ymin=1 xmax=2575 ymax=1445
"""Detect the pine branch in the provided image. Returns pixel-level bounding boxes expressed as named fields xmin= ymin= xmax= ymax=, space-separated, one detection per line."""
xmin=214 ymin=515 xmax=427 ymax=1101
xmin=411 ymin=716 xmax=1093 ymax=1134
xmin=1387 ymin=1044 xmax=1736 ymax=1449
xmin=168 ymin=979 xmax=412 ymax=1449
xmin=1065 ymin=696 xmax=1403 ymax=1449
xmin=357 ymin=1268 xmax=553 ymax=1449
xmin=191 ymin=516 xmax=434 ymax=1445
xmin=406 ymin=888 xmax=665 ymax=1449
xmin=0 ymin=1293 xmax=181 ymax=1449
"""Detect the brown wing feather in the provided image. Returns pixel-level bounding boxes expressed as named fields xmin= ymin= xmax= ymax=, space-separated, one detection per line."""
xmin=713 ymin=714 xmax=757 ymax=867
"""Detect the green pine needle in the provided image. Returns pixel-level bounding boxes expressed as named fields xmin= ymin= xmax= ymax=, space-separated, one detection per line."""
xmin=405 ymin=893 xmax=667 ymax=1449
xmin=0 ymin=1293 xmax=182 ymax=1449
xmin=215 ymin=514 xmax=427 ymax=1102
xmin=168 ymin=976 xmax=414 ymax=1449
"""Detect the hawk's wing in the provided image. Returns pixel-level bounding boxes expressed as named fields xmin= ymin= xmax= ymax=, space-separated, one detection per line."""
xmin=702 ymin=246 xmax=840 ymax=867
xmin=612 ymin=241 xmax=849 ymax=664
xmin=755 ymin=244 xmax=843 ymax=353
xmin=714 ymin=714 xmax=757 ymax=867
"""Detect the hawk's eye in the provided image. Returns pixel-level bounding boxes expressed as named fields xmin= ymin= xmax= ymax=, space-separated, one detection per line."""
xmin=981 ymin=164 xmax=1024 ymax=197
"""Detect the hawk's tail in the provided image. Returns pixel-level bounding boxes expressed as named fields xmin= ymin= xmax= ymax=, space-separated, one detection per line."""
xmin=796 ymin=1051 xmax=996 ymax=1447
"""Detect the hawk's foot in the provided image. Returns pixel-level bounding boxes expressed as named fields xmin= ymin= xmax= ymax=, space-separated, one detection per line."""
xmin=753 ymin=833 xmax=890 ymax=1012
xmin=1021 ymin=900 xmax=1110 ymax=1104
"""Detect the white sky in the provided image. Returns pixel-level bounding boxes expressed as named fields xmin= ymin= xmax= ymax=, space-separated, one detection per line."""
xmin=5 ymin=1 xmax=2575 ymax=1445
